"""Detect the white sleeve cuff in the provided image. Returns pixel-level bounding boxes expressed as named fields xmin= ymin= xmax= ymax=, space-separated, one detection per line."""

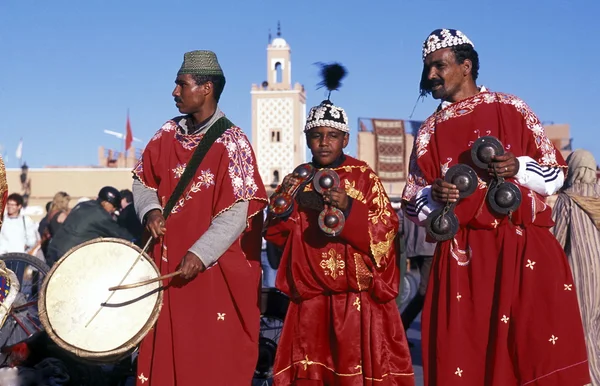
xmin=515 ymin=156 xmax=564 ymax=196
xmin=514 ymin=156 xmax=534 ymax=184
xmin=405 ymin=186 xmax=443 ymax=226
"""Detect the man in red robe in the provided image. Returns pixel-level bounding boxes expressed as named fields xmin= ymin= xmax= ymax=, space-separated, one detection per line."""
xmin=402 ymin=29 xmax=590 ymax=385
xmin=132 ymin=50 xmax=268 ymax=385
xmin=265 ymin=64 xmax=414 ymax=386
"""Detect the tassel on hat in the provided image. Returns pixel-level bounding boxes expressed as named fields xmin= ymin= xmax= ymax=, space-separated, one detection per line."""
xmin=304 ymin=62 xmax=350 ymax=133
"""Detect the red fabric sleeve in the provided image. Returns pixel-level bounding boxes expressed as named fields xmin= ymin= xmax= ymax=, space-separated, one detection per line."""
xmin=339 ymin=199 xmax=371 ymax=253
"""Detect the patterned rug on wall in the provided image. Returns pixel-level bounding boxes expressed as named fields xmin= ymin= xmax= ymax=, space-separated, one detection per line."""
xmin=372 ymin=119 xmax=406 ymax=182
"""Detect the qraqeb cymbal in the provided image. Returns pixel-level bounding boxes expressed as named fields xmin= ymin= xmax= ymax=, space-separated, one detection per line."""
xmin=470 ymin=135 xmax=522 ymax=215
xmin=313 ymin=169 xmax=341 ymax=195
xmin=445 ymin=164 xmax=478 ymax=199
xmin=426 ymin=206 xmax=459 ymax=242
xmin=312 ymin=168 xmax=345 ymax=236
xmin=318 ymin=206 xmax=346 ymax=237
xmin=268 ymin=163 xmax=316 ymax=217
xmin=471 ymin=136 xmax=505 ymax=170
xmin=487 ymin=179 xmax=522 ymax=215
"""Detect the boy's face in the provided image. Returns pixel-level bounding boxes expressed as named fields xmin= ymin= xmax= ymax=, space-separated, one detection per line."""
xmin=306 ymin=126 xmax=349 ymax=166
xmin=6 ymin=200 xmax=21 ymax=217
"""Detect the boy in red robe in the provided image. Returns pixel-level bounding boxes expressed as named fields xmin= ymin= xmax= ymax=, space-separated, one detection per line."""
xmin=265 ymin=64 xmax=414 ymax=386
xmin=402 ymin=29 xmax=590 ymax=385
xmin=132 ymin=50 xmax=268 ymax=385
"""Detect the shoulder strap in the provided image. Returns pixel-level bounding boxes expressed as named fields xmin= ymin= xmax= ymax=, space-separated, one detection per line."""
xmin=162 ymin=116 xmax=233 ymax=220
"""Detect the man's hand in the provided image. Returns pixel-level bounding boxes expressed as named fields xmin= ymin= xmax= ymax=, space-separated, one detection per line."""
xmin=323 ymin=187 xmax=349 ymax=211
xmin=488 ymin=153 xmax=520 ymax=178
xmin=431 ymin=178 xmax=460 ymax=203
xmin=145 ymin=209 xmax=166 ymax=238
xmin=280 ymin=173 xmax=300 ymax=191
xmin=178 ymin=251 xmax=206 ymax=280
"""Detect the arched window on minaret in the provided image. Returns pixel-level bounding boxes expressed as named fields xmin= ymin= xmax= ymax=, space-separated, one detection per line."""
xmin=275 ymin=62 xmax=282 ymax=84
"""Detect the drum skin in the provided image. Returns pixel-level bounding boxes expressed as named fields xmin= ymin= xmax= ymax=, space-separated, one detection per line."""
xmin=38 ymin=237 xmax=163 ymax=363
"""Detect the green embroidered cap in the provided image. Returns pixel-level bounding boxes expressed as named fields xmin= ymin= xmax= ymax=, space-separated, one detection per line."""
xmin=177 ymin=50 xmax=224 ymax=77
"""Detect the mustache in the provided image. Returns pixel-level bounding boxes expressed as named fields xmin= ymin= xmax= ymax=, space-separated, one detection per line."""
xmin=421 ymin=78 xmax=444 ymax=92
xmin=174 ymin=97 xmax=182 ymax=103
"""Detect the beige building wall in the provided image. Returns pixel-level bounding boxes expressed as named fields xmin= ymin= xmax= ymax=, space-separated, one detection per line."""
xmin=543 ymin=123 xmax=571 ymax=159
xmin=5 ymin=168 xmax=134 ymax=222
xmin=97 ymin=146 xmax=139 ymax=168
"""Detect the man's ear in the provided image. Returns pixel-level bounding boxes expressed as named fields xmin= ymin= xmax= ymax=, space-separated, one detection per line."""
xmin=462 ymin=59 xmax=472 ymax=77
xmin=203 ymin=81 xmax=213 ymax=97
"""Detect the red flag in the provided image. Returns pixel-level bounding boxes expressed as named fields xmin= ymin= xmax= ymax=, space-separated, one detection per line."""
xmin=125 ymin=113 xmax=133 ymax=151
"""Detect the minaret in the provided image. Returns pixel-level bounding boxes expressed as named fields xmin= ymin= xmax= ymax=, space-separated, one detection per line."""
xmin=251 ymin=24 xmax=307 ymax=190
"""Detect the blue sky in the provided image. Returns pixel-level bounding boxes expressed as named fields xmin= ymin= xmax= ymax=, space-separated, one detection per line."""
xmin=1 ymin=0 xmax=598 ymax=168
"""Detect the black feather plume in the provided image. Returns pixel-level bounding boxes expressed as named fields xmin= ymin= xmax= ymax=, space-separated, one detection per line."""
xmin=315 ymin=62 xmax=347 ymax=99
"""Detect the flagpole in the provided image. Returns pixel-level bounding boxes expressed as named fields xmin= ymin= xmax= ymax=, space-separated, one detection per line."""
xmin=124 ymin=109 xmax=128 ymax=166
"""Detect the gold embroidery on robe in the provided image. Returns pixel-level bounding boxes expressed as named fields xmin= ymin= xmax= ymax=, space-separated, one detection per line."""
xmin=353 ymin=253 xmax=373 ymax=291
xmin=274 ymin=355 xmax=414 ymax=379
xmin=367 ymin=173 xmax=392 ymax=226
xmin=344 ymin=180 xmax=366 ymax=204
xmin=340 ymin=165 xmax=369 ymax=174
xmin=320 ymin=249 xmax=345 ymax=279
xmin=369 ymin=229 xmax=395 ymax=267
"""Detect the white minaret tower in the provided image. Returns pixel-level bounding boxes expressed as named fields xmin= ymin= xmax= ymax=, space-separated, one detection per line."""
xmin=251 ymin=23 xmax=307 ymax=190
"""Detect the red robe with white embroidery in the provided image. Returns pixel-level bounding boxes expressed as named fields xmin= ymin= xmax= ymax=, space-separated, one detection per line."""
xmin=402 ymin=91 xmax=590 ymax=385
xmin=265 ymin=156 xmax=415 ymax=386
xmin=133 ymin=117 xmax=267 ymax=385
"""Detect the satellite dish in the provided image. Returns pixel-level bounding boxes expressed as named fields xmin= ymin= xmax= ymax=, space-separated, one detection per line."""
xmin=262 ymin=81 xmax=269 ymax=88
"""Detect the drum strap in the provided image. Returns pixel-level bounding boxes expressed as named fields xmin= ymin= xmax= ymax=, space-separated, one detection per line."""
xmin=162 ymin=116 xmax=233 ymax=219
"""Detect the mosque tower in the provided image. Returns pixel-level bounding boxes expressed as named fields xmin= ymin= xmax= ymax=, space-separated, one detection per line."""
xmin=251 ymin=23 xmax=307 ymax=190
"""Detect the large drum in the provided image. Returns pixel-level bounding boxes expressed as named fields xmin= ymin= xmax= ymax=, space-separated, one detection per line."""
xmin=38 ymin=238 xmax=162 ymax=363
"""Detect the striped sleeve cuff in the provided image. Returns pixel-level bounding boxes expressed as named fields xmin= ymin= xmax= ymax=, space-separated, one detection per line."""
xmin=404 ymin=186 xmax=442 ymax=226
xmin=515 ymin=156 xmax=564 ymax=196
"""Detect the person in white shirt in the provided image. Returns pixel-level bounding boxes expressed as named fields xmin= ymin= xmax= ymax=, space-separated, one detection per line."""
xmin=0 ymin=193 xmax=38 ymax=255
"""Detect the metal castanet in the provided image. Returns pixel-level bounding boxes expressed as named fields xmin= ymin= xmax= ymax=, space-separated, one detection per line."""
xmin=313 ymin=169 xmax=345 ymax=236
xmin=425 ymin=163 xmax=477 ymax=241
xmin=426 ymin=205 xmax=459 ymax=242
xmin=487 ymin=176 xmax=522 ymax=215
xmin=471 ymin=136 xmax=522 ymax=215
xmin=268 ymin=163 xmax=316 ymax=218
xmin=445 ymin=164 xmax=478 ymax=199
xmin=471 ymin=136 xmax=505 ymax=170
xmin=318 ymin=207 xmax=346 ymax=237
xmin=313 ymin=169 xmax=341 ymax=195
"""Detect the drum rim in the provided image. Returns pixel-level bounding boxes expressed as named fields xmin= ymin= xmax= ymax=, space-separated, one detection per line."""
xmin=38 ymin=237 xmax=163 ymax=361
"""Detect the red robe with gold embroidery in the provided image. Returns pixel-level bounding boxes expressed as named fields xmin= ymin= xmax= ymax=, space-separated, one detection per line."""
xmin=265 ymin=156 xmax=415 ymax=386
xmin=133 ymin=118 xmax=267 ymax=385
xmin=402 ymin=91 xmax=590 ymax=385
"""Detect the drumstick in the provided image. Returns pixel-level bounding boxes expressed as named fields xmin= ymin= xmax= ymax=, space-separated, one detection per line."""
xmin=108 ymin=270 xmax=182 ymax=291
xmin=85 ymin=238 xmax=153 ymax=328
